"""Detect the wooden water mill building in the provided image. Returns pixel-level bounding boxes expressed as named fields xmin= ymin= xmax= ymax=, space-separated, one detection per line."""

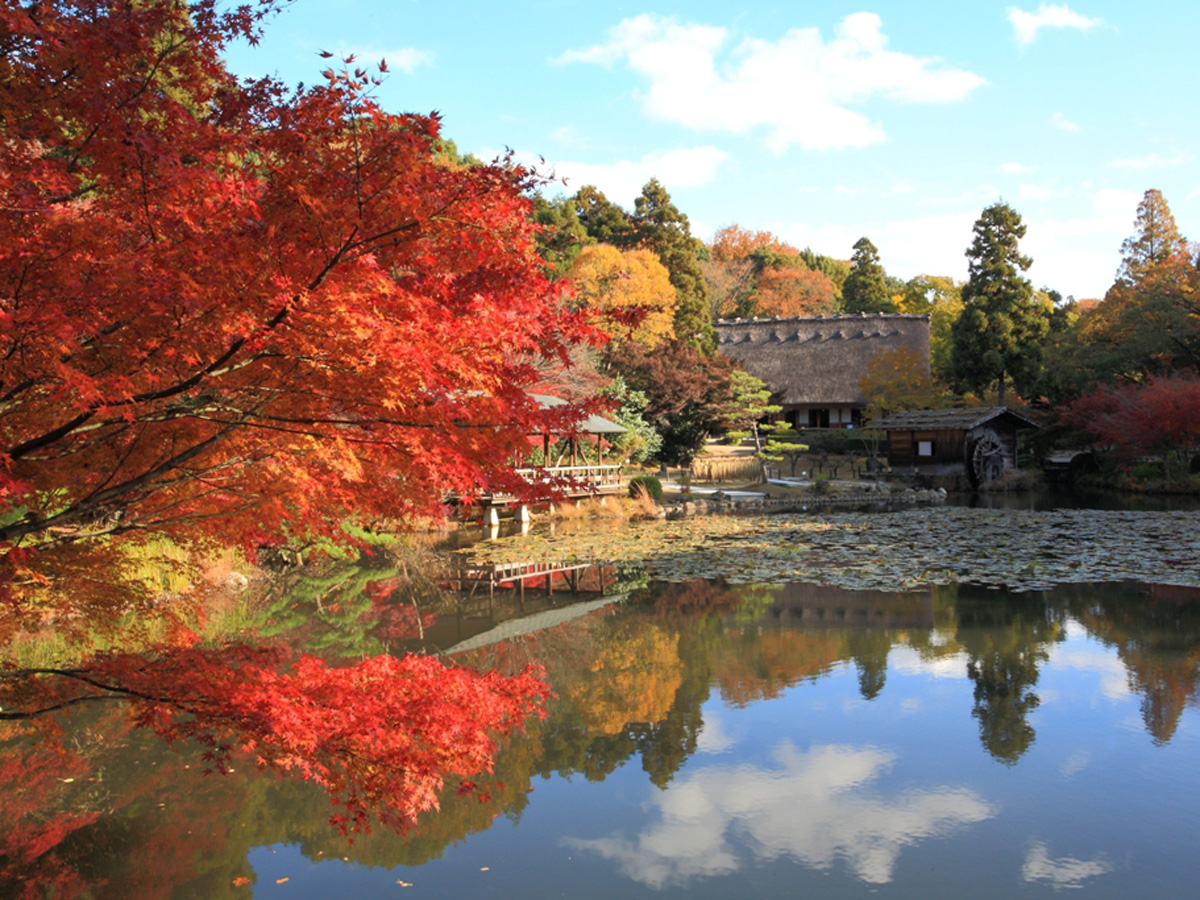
xmin=873 ymin=407 xmax=1041 ymax=487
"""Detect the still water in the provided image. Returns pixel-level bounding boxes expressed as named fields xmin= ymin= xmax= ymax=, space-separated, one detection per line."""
xmin=3 ymin=564 xmax=1200 ymax=897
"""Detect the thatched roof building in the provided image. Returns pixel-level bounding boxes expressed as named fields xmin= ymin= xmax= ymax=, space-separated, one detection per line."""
xmin=715 ymin=314 xmax=930 ymax=428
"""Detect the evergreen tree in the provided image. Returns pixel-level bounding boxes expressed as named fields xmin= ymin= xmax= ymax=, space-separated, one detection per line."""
xmin=630 ymin=178 xmax=714 ymax=349
xmin=1117 ymin=189 xmax=1184 ymax=284
xmin=531 ymin=194 xmax=593 ymax=277
xmin=842 ymin=237 xmax=896 ymax=313
xmin=948 ymin=202 xmax=1049 ymax=405
xmin=572 ymin=185 xmax=633 ymax=247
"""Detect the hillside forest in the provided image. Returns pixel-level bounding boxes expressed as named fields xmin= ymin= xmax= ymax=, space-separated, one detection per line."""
xmin=536 ymin=180 xmax=1200 ymax=470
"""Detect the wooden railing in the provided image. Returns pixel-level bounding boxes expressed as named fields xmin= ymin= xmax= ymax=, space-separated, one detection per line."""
xmin=511 ymin=464 xmax=623 ymax=495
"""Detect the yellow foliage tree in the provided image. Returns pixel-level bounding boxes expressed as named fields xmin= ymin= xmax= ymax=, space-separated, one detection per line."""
xmin=566 ymin=244 xmax=676 ymax=348
xmin=859 ymin=347 xmax=946 ymax=424
xmin=899 ymin=275 xmax=963 ymax=380
xmin=564 ymin=623 xmax=683 ymax=734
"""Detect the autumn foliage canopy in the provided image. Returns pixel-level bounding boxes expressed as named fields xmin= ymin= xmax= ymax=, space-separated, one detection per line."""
xmin=0 ymin=0 xmax=594 ymax=587
xmin=0 ymin=0 xmax=577 ymax=836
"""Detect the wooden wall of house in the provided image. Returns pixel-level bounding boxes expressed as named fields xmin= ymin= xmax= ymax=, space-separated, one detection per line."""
xmin=886 ymin=429 xmax=967 ymax=469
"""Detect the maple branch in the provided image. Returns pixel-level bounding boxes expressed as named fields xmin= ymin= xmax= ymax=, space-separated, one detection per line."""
xmin=0 ymin=667 xmax=190 ymax=720
xmin=0 ymin=421 xmax=241 ymax=543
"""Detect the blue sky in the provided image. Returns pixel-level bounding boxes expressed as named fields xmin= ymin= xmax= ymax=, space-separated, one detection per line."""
xmin=224 ymin=1 xmax=1199 ymax=301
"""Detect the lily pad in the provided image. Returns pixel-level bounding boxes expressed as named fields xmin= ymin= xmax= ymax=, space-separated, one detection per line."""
xmin=458 ymin=508 xmax=1200 ymax=592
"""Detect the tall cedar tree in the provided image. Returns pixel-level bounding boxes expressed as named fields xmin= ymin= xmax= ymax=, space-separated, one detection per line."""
xmin=842 ymin=237 xmax=897 ymax=314
xmin=532 ymin=194 xmax=593 ymax=277
xmin=948 ymin=202 xmax=1049 ymax=405
xmin=1117 ymin=189 xmax=1184 ymax=284
xmin=0 ymin=0 xmax=580 ymax=831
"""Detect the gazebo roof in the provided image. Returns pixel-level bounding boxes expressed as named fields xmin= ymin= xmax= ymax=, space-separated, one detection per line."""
xmin=532 ymin=394 xmax=626 ymax=434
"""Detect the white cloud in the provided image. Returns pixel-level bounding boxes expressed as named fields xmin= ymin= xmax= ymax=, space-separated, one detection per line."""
xmin=1022 ymin=842 xmax=1113 ymax=889
xmin=556 ymin=13 xmax=986 ymax=152
xmin=335 ymin=43 xmax=432 ymax=74
xmin=1020 ymin=187 xmax=1142 ymax=297
xmin=1050 ymin=111 xmax=1081 ymax=132
xmin=1000 ymin=161 xmax=1033 ymax=174
xmin=1107 ymin=152 xmax=1193 ymax=170
xmin=551 ymin=124 xmax=586 ymax=147
xmin=1019 ymin=183 xmax=1053 ymax=201
xmin=892 ymin=183 xmax=915 ymax=194
xmin=1050 ymin=647 xmax=1133 ymax=700
xmin=1007 ymin=5 xmax=1105 ymax=46
xmin=880 ymin=211 xmax=979 ymax=280
xmin=541 ymin=146 xmax=729 ymax=205
xmin=564 ymin=742 xmax=994 ymax=888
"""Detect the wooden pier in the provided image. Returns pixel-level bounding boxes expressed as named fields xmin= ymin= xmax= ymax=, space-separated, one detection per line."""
xmin=449 ymin=558 xmax=611 ymax=600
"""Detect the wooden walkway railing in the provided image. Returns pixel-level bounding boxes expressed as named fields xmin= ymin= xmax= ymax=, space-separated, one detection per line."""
xmin=485 ymin=464 xmax=623 ymax=506
xmin=449 ymin=558 xmax=610 ymax=599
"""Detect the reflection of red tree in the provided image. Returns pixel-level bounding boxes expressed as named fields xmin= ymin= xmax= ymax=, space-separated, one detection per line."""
xmin=0 ymin=708 xmax=269 ymax=900
xmin=2 ymin=644 xmax=548 ymax=836
xmin=365 ymin=602 xmax=439 ymax=644
xmin=0 ymin=732 xmax=98 ymax=900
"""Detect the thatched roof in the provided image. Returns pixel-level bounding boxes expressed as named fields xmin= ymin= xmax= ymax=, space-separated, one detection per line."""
xmin=714 ymin=314 xmax=930 ymax=406
xmin=873 ymin=407 xmax=1041 ymax=432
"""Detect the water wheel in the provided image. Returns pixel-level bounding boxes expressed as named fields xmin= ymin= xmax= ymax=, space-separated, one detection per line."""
xmin=969 ymin=430 xmax=1005 ymax=486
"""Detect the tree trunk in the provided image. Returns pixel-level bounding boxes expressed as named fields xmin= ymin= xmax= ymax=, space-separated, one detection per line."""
xmin=997 ymin=371 xmax=1006 ymax=407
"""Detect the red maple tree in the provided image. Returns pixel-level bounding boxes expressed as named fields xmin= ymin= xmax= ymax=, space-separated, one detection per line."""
xmin=0 ymin=0 xmax=580 ymax=832
xmin=0 ymin=0 xmax=595 ymax=579
xmin=1064 ymin=376 xmax=1200 ymax=481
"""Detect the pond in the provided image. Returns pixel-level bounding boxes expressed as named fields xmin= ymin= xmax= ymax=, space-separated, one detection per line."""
xmin=3 ymin=507 xmax=1200 ymax=898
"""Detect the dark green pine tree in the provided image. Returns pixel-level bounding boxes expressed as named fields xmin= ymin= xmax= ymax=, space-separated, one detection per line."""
xmin=948 ymin=201 xmax=1049 ymax=405
xmin=630 ymin=178 xmax=714 ymax=350
xmin=842 ymin=237 xmax=897 ymax=314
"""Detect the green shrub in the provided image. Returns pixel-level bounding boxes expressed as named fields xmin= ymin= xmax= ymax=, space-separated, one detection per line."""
xmin=628 ymin=475 xmax=663 ymax=501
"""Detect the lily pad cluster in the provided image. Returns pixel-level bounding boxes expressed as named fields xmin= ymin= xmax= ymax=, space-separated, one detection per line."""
xmin=459 ymin=508 xmax=1200 ymax=592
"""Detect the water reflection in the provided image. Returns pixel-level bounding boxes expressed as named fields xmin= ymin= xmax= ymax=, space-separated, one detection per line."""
xmin=4 ymin=572 xmax=1200 ymax=898
xmin=1021 ymin=842 xmax=1114 ymax=890
xmin=565 ymin=741 xmax=994 ymax=887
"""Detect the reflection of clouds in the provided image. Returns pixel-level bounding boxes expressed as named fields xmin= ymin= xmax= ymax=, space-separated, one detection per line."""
xmin=695 ymin=714 xmax=736 ymax=754
xmin=1052 ymin=649 xmax=1131 ymax=700
xmin=890 ymin=646 xmax=968 ymax=679
xmin=1022 ymin=842 xmax=1113 ymax=890
xmin=563 ymin=742 xmax=993 ymax=888
xmin=1059 ymin=751 xmax=1091 ymax=778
